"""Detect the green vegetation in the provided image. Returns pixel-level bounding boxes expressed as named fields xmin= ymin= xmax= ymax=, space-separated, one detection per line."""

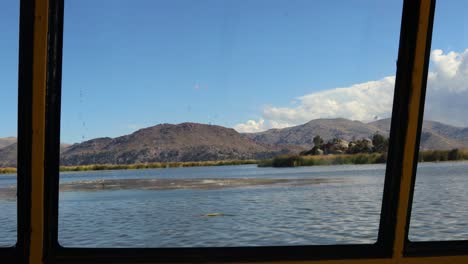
xmin=300 ymin=133 xmax=389 ymax=156
xmin=59 ymin=160 xmax=258 ymax=172
xmin=260 ymin=148 xmax=468 ymax=168
xmin=0 ymin=167 xmax=16 ymax=174
xmin=258 ymin=153 xmax=387 ymax=167
xmin=0 ymin=160 xmax=258 ymax=174
xmin=2 ymin=148 xmax=468 ymax=173
xmin=261 ymin=133 xmax=390 ymax=167
xmin=418 ymin=148 xmax=468 ymax=162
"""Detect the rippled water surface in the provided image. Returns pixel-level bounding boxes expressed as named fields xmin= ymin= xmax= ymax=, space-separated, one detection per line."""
xmin=0 ymin=173 xmax=15 ymax=247
xmin=0 ymin=162 xmax=467 ymax=247
xmin=57 ymin=164 xmax=384 ymax=247
xmin=410 ymin=162 xmax=468 ymax=241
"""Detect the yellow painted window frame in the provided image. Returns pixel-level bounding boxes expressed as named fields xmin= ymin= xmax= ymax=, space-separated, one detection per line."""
xmin=5 ymin=0 xmax=466 ymax=263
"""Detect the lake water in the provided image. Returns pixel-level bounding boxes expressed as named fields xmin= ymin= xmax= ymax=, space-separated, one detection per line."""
xmin=0 ymin=162 xmax=467 ymax=247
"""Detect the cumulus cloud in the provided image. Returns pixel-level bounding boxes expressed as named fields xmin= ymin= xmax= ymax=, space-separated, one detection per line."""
xmin=264 ymin=76 xmax=395 ymax=124
xmin=234 ymin=49 xmax=468 ymax=133
xmin=234 ymin=77 xmax=395 ymax=133
xmin=234 ymin=119 xmax=266 ymax=133
xmin=424 ymin=49 xmax=468 ymax=126
xmin=234 ymin=118 xmax=296 ymax=133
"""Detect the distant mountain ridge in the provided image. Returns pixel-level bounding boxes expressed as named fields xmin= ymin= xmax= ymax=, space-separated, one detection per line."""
xmin=0 ymin=139 xmax=70 ymax=167
xmin=369 ymin=119 xmax=468 ymax=150
xmin=0 ymin=137 xmax=16 ymax=167
xmin=1 ymin=118 xmax=468 ymax=167
xmin=245 ymin=118 xmax=388 ymax=148
xmin=246 ymin=118 xmax=468 ymax=151
xmin=0 ymin=143 xmax=17 ymax=167
xmin=0 ymin=137 xmax=16 ymax=149
xmin=60 ymin=122 xmax=296 ymax=166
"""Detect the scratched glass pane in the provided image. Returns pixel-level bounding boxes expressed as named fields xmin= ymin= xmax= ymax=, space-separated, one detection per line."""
xmin=409 ymin=1 xmax=468 ymax=241
xmin=0 ymin=0 xmax=19 ymax=247
xmin=58 ymin=0 xmax=402 ymax=247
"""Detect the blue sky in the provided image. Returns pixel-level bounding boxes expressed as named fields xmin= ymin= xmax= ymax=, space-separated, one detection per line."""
xmin=1 ymin=1 xmax=468 ymax=143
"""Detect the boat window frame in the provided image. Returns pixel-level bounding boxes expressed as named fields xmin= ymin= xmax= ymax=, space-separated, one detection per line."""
xmin=2 ymin=0 xmax=467 ymax=263
xmin=41 ymin=0 xmax=442 ymax=263
xmin=403 ymin=0 xmax=468 ymax=256
xmin=0 ymin=0 xmax=34 ymax=263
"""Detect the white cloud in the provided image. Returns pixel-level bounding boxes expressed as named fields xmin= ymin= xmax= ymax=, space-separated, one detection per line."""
xmin=234 ymin=76 xmax=395 ymax=133
xmin=234 ymin=119 xmax=266 ymax=133
xmin=234 ymin=118 xmax=293 ymax=133
xmin=234 ymin=49 xmax=468 ymax=132
xmin=431 ymin=50 xmax=462 ymax=80
xmin=425 ymin=49 xmax=468 ymax=126
xmin=263 ymin=76 xmax=395 ymax=125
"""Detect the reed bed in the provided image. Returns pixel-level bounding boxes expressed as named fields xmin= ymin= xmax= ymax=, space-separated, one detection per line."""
xmin=418 ymin=149 xmax=468 ymax=162
xmin=59 ymin=159 xmax=258 ymax=172
xmin=1 ymin=160 xmax=257 ymax=174
xmin=258 ymin=153 xmax=387 ymax=167
xmin=259 ymin=149 xmax=468 ymax=167
xmin=2 ymin=149 xmax=468 ymax=173
xmin=0 ymin=167 xmax=16 ymax=174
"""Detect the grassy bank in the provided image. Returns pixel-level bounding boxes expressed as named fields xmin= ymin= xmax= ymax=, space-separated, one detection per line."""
xmin=0 ymin=167 xmax=16 ymax=174
xmin=418 ymin=149 xmax=468 ymax=162
xmin=259 ymin=149 xmax=468 ymax=167
xmin=60 ymin=160 xmax=258 ymax=172
xmin=0 ymin=160 xmax=258 ymax=174
xmin=2 ymin=149 xmax=468 ymax=173
xmin=258 ymin=153 xmax=387 ymax=167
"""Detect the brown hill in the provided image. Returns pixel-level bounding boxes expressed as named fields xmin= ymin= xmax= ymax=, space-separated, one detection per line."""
xmin=0 ymin=143 xmax=17 ymax=167
xmin=369 ymin=119 xmax=468 ymax=150
xmin=245 ymin=118 xmax=387 ymax=148
xmin=0 ymin=137 xmax=16 ymax=149
xmin=2 ymin=119 xmax=467 ymax=168
xmin=60 ymin=123 xmax=294 ymax=166
xmin=246 ymin=118 xmax=468 ymax=150
xmin=0 ymin=138 xmax=70 ymax=167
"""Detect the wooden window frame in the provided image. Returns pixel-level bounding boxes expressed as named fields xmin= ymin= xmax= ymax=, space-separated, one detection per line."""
xmin=3 ymin=0 xmax=468 ymax=263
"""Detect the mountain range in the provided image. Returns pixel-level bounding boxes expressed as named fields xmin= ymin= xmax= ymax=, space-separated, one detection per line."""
xmin=1 ymin=118 xmax=468 ymax=167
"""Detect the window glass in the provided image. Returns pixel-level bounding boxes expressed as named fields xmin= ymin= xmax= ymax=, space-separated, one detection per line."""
xmin=409 ymin=0 xmax=468 ymax=241
xmin=0 ymin=0 xmax=19 ymax=247
xmin=59 ymin=0 xmax=402 ymax=247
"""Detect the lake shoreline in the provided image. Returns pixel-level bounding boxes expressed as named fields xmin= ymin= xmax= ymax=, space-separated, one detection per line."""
xmin=2 ymin=151 xmax=468 ymax=174
xmin=0 ymin=160 xmax=258 ymax=175
xmin=259 ymin=149 xmax=468 ymax=168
